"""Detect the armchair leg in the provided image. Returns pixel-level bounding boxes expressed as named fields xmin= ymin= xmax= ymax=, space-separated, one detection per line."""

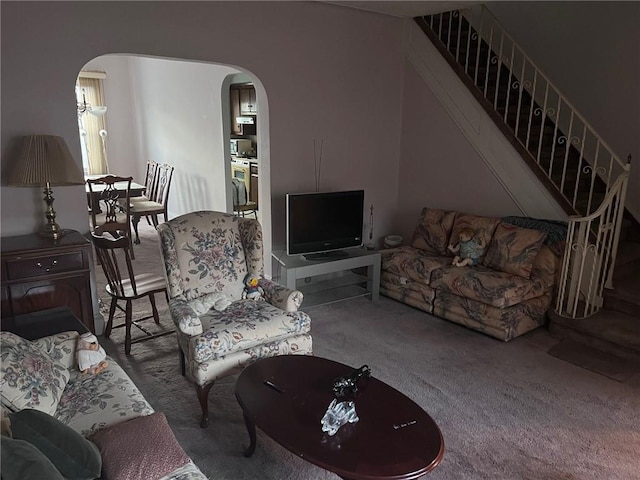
xmin=196 ymin=382 xmax=215 ymax=428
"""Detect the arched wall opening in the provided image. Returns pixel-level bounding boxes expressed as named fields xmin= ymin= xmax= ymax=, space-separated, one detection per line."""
xmin=77 ymin=54 xmax=272 ymax=269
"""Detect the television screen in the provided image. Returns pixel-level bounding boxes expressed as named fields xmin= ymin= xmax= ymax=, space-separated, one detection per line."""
xmin=286 ymin=190 xmax=365 ymax=258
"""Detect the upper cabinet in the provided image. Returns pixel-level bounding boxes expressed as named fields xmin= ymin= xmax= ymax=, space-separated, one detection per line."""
xmin=230 ymin=87 xmax=242 ymax=135
xmin=238 ymin=85 xmax=257 ymax=115
xmin=230 ymin=84 xmax=257 ymax=136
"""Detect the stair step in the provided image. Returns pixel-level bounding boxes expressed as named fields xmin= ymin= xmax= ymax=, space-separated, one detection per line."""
xmin=548 ymin=309 xmax=640 ymax=363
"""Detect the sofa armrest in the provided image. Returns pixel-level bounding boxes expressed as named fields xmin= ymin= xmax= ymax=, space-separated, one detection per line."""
xmin=259 ymin=278 xmax=303 ymax=312
xmin=31 ymin=331 xmax=80 ymax=371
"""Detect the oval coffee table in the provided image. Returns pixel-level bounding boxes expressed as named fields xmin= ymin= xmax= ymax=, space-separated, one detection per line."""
xmin=235 ymin=355 xmax=444 ymax=479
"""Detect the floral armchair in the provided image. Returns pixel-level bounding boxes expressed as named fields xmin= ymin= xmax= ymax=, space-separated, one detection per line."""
xmin=157 ymin=211 xmax=312 ymax=427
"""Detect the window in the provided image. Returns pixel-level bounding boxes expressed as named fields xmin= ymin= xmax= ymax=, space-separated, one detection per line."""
xmin=76 ymin=72 xmax=108 ymax=175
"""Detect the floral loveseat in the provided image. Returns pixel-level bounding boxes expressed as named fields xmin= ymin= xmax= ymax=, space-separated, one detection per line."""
xmin=380 ymin=208 xmax=567 ymax=341
xmin=0 ymin=329 xmax=207 ymax=479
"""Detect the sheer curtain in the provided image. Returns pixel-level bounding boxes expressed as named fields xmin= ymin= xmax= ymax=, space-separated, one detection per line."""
xmin=77 ymin=75 xmax=109 ymax=174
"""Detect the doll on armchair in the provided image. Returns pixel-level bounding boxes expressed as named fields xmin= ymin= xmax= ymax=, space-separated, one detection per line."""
xmin=448 ymin=227 xmax=486 ymax=267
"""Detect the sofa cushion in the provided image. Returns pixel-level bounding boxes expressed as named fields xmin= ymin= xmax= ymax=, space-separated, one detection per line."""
xmin=0 ymin=436 xmax=65 ymax=480
xmin=430 ymin=265 xmax=545 ymax=308
xmin=190 ymin=299 xmax=312 ymax=363
xmin=9 ymin=408 xmax=102 ymax=480
xmin=54 ymin=356 xmax=153 ymax=437
xmin=381 ymin=246 xmax=452 ymax=285
xmin=31 ymin=331 xmax=80 ymax=372
xmin=91 ymin=412 xmax=190 ymax=480
xmin=483 ymin=223 xmax=547 ymax=278
xmin=0 ymin=332 xmax=70 ymax=415
xmin=433 ymin=290 xmax=552 ymax=341
xmin=449 ymin=213 xmax=501 ymax=261
xmin=411 ymin=208 xmax=457 ymax=255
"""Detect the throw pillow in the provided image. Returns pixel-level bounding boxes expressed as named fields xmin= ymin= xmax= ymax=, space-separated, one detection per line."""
xmin=0 ymin=436 xmax=65 ymax=480
xmin=411 ymin=208 xmax=457 ymax=255
xmin=449 ymin=213 xmax=501 ymax=260
xmin=9 ymin=408 xmax=102 ymax=480
xmin=0 ymin=331 xmax=70 ymax=415
xmin=91 ymin=412 xmax=190 ymax=480
xmin=483 ymin=223 xmax=548 ymax=278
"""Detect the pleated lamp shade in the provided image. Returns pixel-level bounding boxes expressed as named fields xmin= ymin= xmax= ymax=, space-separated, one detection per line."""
xmin=8 ymin=135 xmax=84 ymax=187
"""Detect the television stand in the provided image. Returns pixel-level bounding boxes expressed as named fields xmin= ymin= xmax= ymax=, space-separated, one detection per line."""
xmin=272 ymin=248 xmax=380 ymax=308
xmin=302 ymin=250 xmax=349 ymax=261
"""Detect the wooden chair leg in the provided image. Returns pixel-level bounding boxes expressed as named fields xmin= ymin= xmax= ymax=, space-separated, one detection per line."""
xmin=149 ymin=294 xmax=160 ymax=324
xmin=125 ymin=300 xmax=133 ymax=355
xmin=179 ymin=349 xmax=186 ymax=376
xmin=196 ymin=382 xmax=215 ymax=428
xmin=132 ymin=214 xmax=141 ymax=245
xmin=105 ymin=297 xmax=118 ymax=338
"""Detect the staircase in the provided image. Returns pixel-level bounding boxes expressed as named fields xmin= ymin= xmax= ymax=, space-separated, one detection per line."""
xmin=414 ymin=6 xmax=639 ymax=362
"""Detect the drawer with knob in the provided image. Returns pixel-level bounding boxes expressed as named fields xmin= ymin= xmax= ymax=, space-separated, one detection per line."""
xmin=5 ymin=252 xmax=85 ymax=280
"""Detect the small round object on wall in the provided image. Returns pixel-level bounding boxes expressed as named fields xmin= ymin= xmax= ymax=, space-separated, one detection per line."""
xmin=384 ymin=235 xmax=403 ymax=249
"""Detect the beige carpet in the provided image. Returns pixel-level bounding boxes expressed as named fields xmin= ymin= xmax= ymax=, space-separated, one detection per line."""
xmin=95 ymin=222 xmax=640 ymax=480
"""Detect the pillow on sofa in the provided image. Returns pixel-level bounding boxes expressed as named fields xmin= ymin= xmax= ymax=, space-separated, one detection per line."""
xmin=411 ymin=207 xmax=457 ymax=255
xmin=0 ymin=436 xmax=65 ymax=480
xmin=449 ymin=213 xmax=501 ymax=260
xmin=91 ymin=412 xmax=190 ymax=480
xmin=483 ymin=223 xmax=548 ymax=278
xmin=9 ymin=408 xmax=102 ymax=480
xmin=0 ymin=332 xmax=70 ymax=415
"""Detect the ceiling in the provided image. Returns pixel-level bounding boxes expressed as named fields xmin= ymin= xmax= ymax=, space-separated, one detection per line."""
xmin=323 ymin=1 xmax=483 ymax=18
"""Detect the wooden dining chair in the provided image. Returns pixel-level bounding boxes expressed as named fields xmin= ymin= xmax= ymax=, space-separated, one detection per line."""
xmin=91 ymin=232 xmax=173 ymax=355
xmin=86 ymin=174 xmax=137 ymax=257
xmin=131 ymin=163 xmax=175 ymax=244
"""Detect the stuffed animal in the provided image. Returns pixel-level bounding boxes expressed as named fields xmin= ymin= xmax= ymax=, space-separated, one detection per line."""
xmin=76 ymin=333 xmax=108 ymax=375
xmin=448 ymin=227 xmax=486 ymax=267
xmin=242 ymin=273 xmax=264 ymax=301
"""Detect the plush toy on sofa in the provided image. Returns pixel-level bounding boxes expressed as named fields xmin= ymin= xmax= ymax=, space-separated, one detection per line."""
xmin=76 ymin=333 xmax=108 ymax=375
xmin=242 ymin=273 xmax=264 ymax=301
xmin=448 ymin=227 xmax=486 ymax=267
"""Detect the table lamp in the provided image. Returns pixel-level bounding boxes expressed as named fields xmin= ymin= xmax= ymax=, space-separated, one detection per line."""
xmin=8 ymin=135 xmax=85 ymax=239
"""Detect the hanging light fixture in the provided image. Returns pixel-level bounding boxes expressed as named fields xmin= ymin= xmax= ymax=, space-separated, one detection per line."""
xmin=77 ymin=88 xmax=107 ymax=117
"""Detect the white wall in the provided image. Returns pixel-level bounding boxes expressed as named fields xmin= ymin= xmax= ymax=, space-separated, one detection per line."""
xmin=1 ymin=2 xmax=409 ymax=253
xmin=128 ymin=56 xmax=239 ymax=217
xmin=82 ymin=55 xmax=141 ymax=180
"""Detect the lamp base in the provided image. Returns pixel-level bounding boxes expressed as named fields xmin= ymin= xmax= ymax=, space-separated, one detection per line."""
xmin=39 ymin=183 xmax=67 ymax=240
xmin=38 ymin=222 xmax=66 ymax=240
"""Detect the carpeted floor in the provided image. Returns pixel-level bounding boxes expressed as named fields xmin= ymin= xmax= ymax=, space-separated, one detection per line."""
xmin=96 ymin=223 xmax=640 ymax=480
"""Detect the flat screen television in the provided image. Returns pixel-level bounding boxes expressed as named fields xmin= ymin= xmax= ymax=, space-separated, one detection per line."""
xmin=286 ymin=190 xmax=365 ymax=259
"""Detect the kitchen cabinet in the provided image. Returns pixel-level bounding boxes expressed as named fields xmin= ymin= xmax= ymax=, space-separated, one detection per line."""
xmin=250 ymin=162 xmax=259 ymax=206
xmin=239 ymin=85 xmax=257 ymax=114
xmin=1 ymin=230 xmax=94 ymax=333
xmin=230 ymin=87 xmax=242 ymax=135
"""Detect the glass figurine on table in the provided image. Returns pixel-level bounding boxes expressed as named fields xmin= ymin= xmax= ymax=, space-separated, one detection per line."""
xmin=321 ymin=365 xmax=371 ymax=436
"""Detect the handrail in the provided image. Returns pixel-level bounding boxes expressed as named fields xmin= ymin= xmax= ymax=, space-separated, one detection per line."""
xmin=417 ymin=6 xmax=633 ymax=318
xmin=420 ymin=6 xmax=629 ymax=217
xmin=556 ymin=165 xmax=629 ymax=317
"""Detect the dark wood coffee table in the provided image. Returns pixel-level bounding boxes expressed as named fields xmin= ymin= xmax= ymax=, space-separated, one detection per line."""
xmin=235 ymin=355 xmax=444 ymax=479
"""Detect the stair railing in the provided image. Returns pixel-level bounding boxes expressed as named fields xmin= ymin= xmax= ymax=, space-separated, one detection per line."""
xmin=556 ymin=161 xmax=630 ymax=317
xmin=421 ymin=5 xmax=629 ymax=217
xmin=419 ymin=5 xmax=632 ymax=317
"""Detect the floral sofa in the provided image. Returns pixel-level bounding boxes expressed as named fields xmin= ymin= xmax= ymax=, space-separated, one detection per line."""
xmin=380 ymin=208 xmax=567 ymax=341
xmin=0 ymin=329 xmax=207 ymax=479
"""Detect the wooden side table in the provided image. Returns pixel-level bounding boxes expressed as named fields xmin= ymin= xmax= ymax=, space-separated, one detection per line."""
xmin=1 ymin=230 xmax=94 ymax=333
